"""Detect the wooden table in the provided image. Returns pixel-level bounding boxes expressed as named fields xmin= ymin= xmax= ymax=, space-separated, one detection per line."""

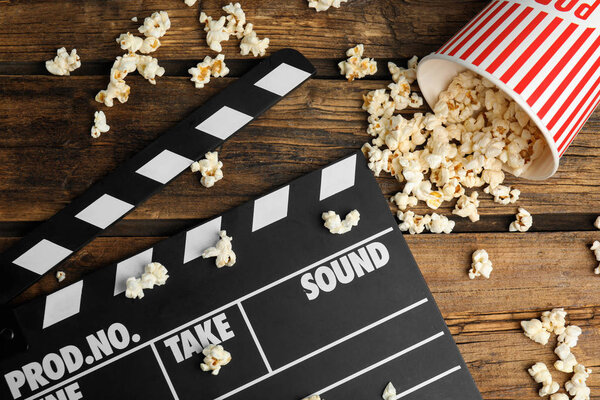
xmin=1 ymin=0 xmax=599 ymax=398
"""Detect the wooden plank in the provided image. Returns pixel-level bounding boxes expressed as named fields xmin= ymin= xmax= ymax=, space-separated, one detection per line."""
xmin=0 ymin=76 xmax=599 ymax=226
xmin=5 ymin=232 xmax=599 ymax=399
xmin=0 ymin=0 xmax=486 ymax=62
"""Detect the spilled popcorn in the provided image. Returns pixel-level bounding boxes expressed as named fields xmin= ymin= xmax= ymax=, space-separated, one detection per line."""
xmin=550 ymin=394 xmax=569 ymax=400
xmin=469 ymin=249 xmax=492 ymax=279
xmin=224 ymin=2 xmax=247 ymax=39
xmin=184 ymin=0 xmax=197 ymax=6
xmin=339 ymin=44 xmax=377 ymax=82
xmin=427 ymin=213 xmax=455 ymax=234
xmin=528 ymin=362 xmax=559 ymax=397
xmin=140 ymin=262 xmax=169 ymax=289
xmin=96 ymin=12 xmax=170 ymax=108
xmin=509 ymin=207 xmax=533 ymax=232
xmin=322 ymin=209 xmax=360 ymax=234
xmin=240 ymin=23 xmax=270 ymax=57
xmin=188 ymin=54 xmax=230 ymax=89
xmin=200 ymin=12 xmax=230 ymax=52
xmin=521 ymin=308 xmax=592 ymax=399
xmin=484 ymin=184 xmax=519 ymax=205
xmin=521 ymin=318 xmax=551 ymax=345
xmin=91 ymin=111 xmax=110 ymax=139
xmin=202 ymin=230 xmax=236 ymax=268
xmin=382 ymin=382 xmax=396 ymax=400
xmin=398 ymin=211 xmax=430 ymax=235
xmin=200 ymin=344 xmax=231 ymax=375
xmin=138 ymin=11 xmax=171 ymax=38
xmin=307 ymin=0 xmax=348 ymax=11
xmin=565 ymin=364 xmax=592 ymax=400
xmin=125 ymin=277 xmax=145 ymax=299
xmin=125 ymin=262 xmax=169 ymax=299
xmin=590 ymin=241 xmax=600 ymax=274
xmin=190 ymin=151 xmax=224 ymax=188
xmin=45 ymin=48 xmax=81 ymax=76
xmin=359 ymin=59 xmax=543 ymax=235
xmin=56 ymin=271 xmax=66 ymax=283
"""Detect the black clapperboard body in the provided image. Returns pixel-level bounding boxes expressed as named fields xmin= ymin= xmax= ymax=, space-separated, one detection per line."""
xmin=0 ymin=49 xmax=482 ymax=400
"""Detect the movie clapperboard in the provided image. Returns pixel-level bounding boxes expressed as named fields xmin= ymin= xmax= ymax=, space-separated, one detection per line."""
xmin=0 ymin=49 xmax=482 ymax=400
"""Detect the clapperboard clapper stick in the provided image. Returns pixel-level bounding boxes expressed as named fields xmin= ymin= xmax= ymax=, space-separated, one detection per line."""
xmin=0 ymin=49 xmax=316 ymax=306
xmin=0 ymin=152 xmax=482 ymax=400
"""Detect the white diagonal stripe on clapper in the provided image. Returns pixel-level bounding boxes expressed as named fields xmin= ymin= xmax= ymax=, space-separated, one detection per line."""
xmin=42 ymin=280 xmax=84 ymax=329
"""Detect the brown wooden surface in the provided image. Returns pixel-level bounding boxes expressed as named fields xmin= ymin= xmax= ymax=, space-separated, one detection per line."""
xmin=1 ymin=0 xmax=599 ymax=398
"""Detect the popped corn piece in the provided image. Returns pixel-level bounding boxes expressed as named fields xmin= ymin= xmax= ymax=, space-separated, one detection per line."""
xmin=528 ymin=362 xmax=560 ymax=397
xmin=188 ymin=54 xmax=230 ymax=89
xmin=521 ymin=319 xmax=551 ymax=345
xmin=382 ymin=382 xmax=396 ymax=400
xmin=558 ymin=325 xmax=582 ymax=348
xmin=200 ymin=344 xmax=231 ymax=375
xmin=594 ymin=216 xmax=600 ymax=230
xmin=425 ymin=191 xmax=444 ymax=210
xmin=135 ymin=55 xmax=165 ymax=85
xmin=550 ymin=394 xmax=570 ymax=400
xmin=131 ymin=16 xmax=138 ymax=22
xmin=426 ymin=213 xmax=455 ymax=234
xmin=398 ymin=211 xmax=430 ymax=235
xmin=190 ymin=151 xmax=224 ymax=188
xmin=565 ymin=364 xmax=591 ymax=400
xmin=184 ymin=0 xmax=197 ymax=6
xmin=554 ymin=343 xmax=578 ymax=373
xmin=138 ymin=11 xmax=171 ymax=38
xmin=139 ymin=36 xmax=161 ymax=54
xmin=200 ymin=12 xmax=231 ymax=53
xmin=541 ymin=308 xmax=567 ymax=335
xmin=125 ymin=277 xmax=144 ymax=299
xmin=388 ymin=56 xmax=418 ymax=84
xmin=116 ymin=32 xmax=144 ymax=53
xmin=56 ymin=271 xmax=66 ymax=283
xmin=510 ymin=207 xmax=533 ymax=232
xmin=240 ymin=24 xmax=270 ymax=57
xmin=45 ymin=48 xmax=81 ymax=76
xmin=591 ymin=241 xmax=600 ymax=274
xmin=307 ymin=0 xmax=348 ymax=12
xmin=322 ymin=210 xmax=360 ymax=234
xmin=484 ymin=184 xmax=519 ymax=205
xmin=91 ymin=111 xmax=110 ymax=139
xmin=453 ymin=192 xmax=480 ymax=222
xmin=391 ymin=192 xmax=417 ymax=211
xmin=339 ymin=44 xmax=377 ymax=82
xmin=140 ymin=262 xmax=169 ymax=289
xmin=202 ymin=230 xmax=236 ymax=268
xmin=223 ymin=2 xmax=246 ymax=38
xmin=469 ymin=249 xmax=492 ymax=279
xmin=95 ymin=54 xmax=137 ymax=107
xmin=302 ymin=396 xmax=322 ymax=400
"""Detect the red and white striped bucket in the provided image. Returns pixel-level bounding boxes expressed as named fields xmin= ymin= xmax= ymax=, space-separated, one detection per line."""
xmin=417 ymin=0 xmax=600 ymax=180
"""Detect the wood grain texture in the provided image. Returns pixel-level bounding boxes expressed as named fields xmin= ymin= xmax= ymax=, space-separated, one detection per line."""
xmin=0 ymin=76 xmax=599 ymax=226
xmin=0 ymin=0 xmax=487 ymax=62
xmin=1 ymin=0 xmax=600 ymax=398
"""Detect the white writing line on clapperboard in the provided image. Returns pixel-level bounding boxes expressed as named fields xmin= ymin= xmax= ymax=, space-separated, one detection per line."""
xmin=19 ymin=227 xmax=394 ymax=400
xmin=213 ymin=298 xmax=429 ymax=400
xmin=311 ymin=331 xmax=446 ymax=397
xmin=150 ymin=343 xmax=180 ymax=400
xmin=394 ymin=365 xmax=462 ymax=399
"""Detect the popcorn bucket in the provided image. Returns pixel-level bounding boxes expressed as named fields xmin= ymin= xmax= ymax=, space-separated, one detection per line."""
xmin=417 ymin=0 xmax=600 ymax=179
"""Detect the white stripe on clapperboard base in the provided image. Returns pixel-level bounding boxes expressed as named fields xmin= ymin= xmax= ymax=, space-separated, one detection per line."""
xmin=237 ymin=301 xmax=273 ymax=373
xmin=151 ymin=343 xmax=180 ymax=400
xmin=214 ymin=298 xmax=429 ymax=400
xmin=24 ymin=227 xmax=394 ymax=400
